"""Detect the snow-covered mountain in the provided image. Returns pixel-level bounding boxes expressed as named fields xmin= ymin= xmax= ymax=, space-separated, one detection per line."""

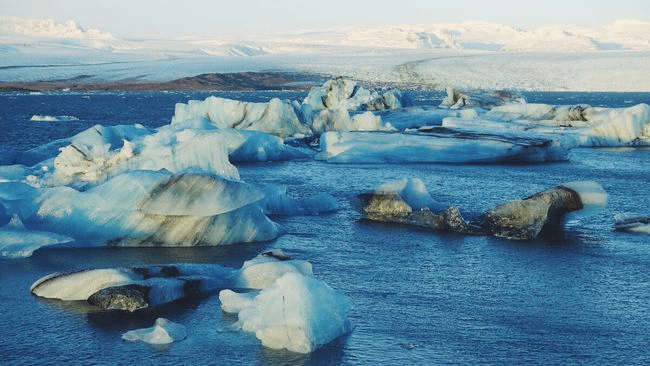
xmin=1 ymin=16 xmax=650 ymax=91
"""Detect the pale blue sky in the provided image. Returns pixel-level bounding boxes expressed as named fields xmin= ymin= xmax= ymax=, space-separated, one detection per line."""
xmin=2 ymin=0 xmax=648 ymax=37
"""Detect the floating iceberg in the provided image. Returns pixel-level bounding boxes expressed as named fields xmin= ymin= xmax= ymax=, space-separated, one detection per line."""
xmin=171 ymin=96 xmax=310 ymax=138
xmin=299 ymin=78 xmax=407 ymax=135
xmin=439 ymin=87 xmax=526 ymax=110
xmin=482 ymin=181 xmax=608 ymax=240
xmin=302 ymin=77 xmax=405 ymax=112
xmin=317 ymin=127 xmax=570 ymax=163
xmin=220 ymin=272 xmax=352 ymax=354
xmin=24 ymin=171 xmax=282 ymax=247
xmin=445 ymin=103 xmax=650 ymax=147
xmin=46 ymin=123 xmax=239 ymax=186
xmin=122 ymin=318 xmax=187 ymax=345
xmin=359 ymin=178 xmax=607 ymax=240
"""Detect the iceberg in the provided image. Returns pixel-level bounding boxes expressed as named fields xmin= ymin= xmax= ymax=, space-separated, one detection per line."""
xmin=23 ymin=171 xmax=283 ymax=247
xmin=359 ymin=179 xmax=607 ymax=240
xmin=47 ymin=123 xmax=239 ymax=186
xmin=445 ymin=103 xmax=650 ymax=147
xmin=122 ymin=318 xmax=187 ymax=345
xmin=482 ymin=181 xmax=608 ymax=240
xmin=439 ymin=87 xmax=526 ymax=110
xmin=220 ymin=272 xmax=352 ymax=354
xmin=171 ymin=96 xmax=310 ymax=138
xmin=299 ymin=78 xmax=408 ymax=135
xmin=302 ymin=77 xmax=405 ymax=112
xmin=317 ymin=127 xmax=570 ymax=164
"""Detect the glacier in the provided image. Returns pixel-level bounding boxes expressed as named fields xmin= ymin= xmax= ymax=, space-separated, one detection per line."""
xmin=3 ymin=17 xmax=650 ymax=91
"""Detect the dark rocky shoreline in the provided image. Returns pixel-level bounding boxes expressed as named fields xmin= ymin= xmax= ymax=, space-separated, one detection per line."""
xmin=0 ymin=71 xmax=330 ymax=92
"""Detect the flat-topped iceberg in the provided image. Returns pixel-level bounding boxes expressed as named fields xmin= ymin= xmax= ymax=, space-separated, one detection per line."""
xmin=317 ymin=127 xmax=570 ymax=163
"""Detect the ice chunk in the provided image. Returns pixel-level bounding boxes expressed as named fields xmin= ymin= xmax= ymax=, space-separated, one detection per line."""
xmin=219 ymin=290 xmax=257 ymax=313
xmin=171 ymin=96 xmax=310 ymax=138
xmin=360 ymin=179 xmax=606 ymax=240
xmin=221 ymin=272 xmax=351 ymax=353
xmin=303 ymin=78 xmax=405 ymax=112
xmin=561 ymin=181 xmax=608 ymax=221
xmin=30 ymin=115 xmax=79 ymax=122
xmin=122 ymin=318 xmax=187 ymax=345
xmin=374 ymin=178 xmax=444 ymax=211
xmin=317 ymin=128 xmax=569 ymax=164
xmin=50 ymin=124 xmax=239 ymax=186
xmin=311 ymin=108 xmax=389 ymax=135
xmin=378 ymin=106 xmax=479 ymax=130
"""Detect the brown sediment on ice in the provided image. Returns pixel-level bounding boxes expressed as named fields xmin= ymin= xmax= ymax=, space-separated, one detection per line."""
xmin=0 ymin=71 xmax=329 ymax=92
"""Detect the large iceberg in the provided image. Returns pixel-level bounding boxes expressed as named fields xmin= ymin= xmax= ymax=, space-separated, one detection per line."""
xmin=24 ymin=171 xmax=283 ymax=247
xmin=317 ymin=127 xmax=570 ymax=163
xmin=359 ymin=178 xmax=607 ymax=240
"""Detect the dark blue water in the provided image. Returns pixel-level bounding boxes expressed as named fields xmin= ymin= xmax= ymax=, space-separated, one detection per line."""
xmin=1 ymin=91 xmax=650 ymax=365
